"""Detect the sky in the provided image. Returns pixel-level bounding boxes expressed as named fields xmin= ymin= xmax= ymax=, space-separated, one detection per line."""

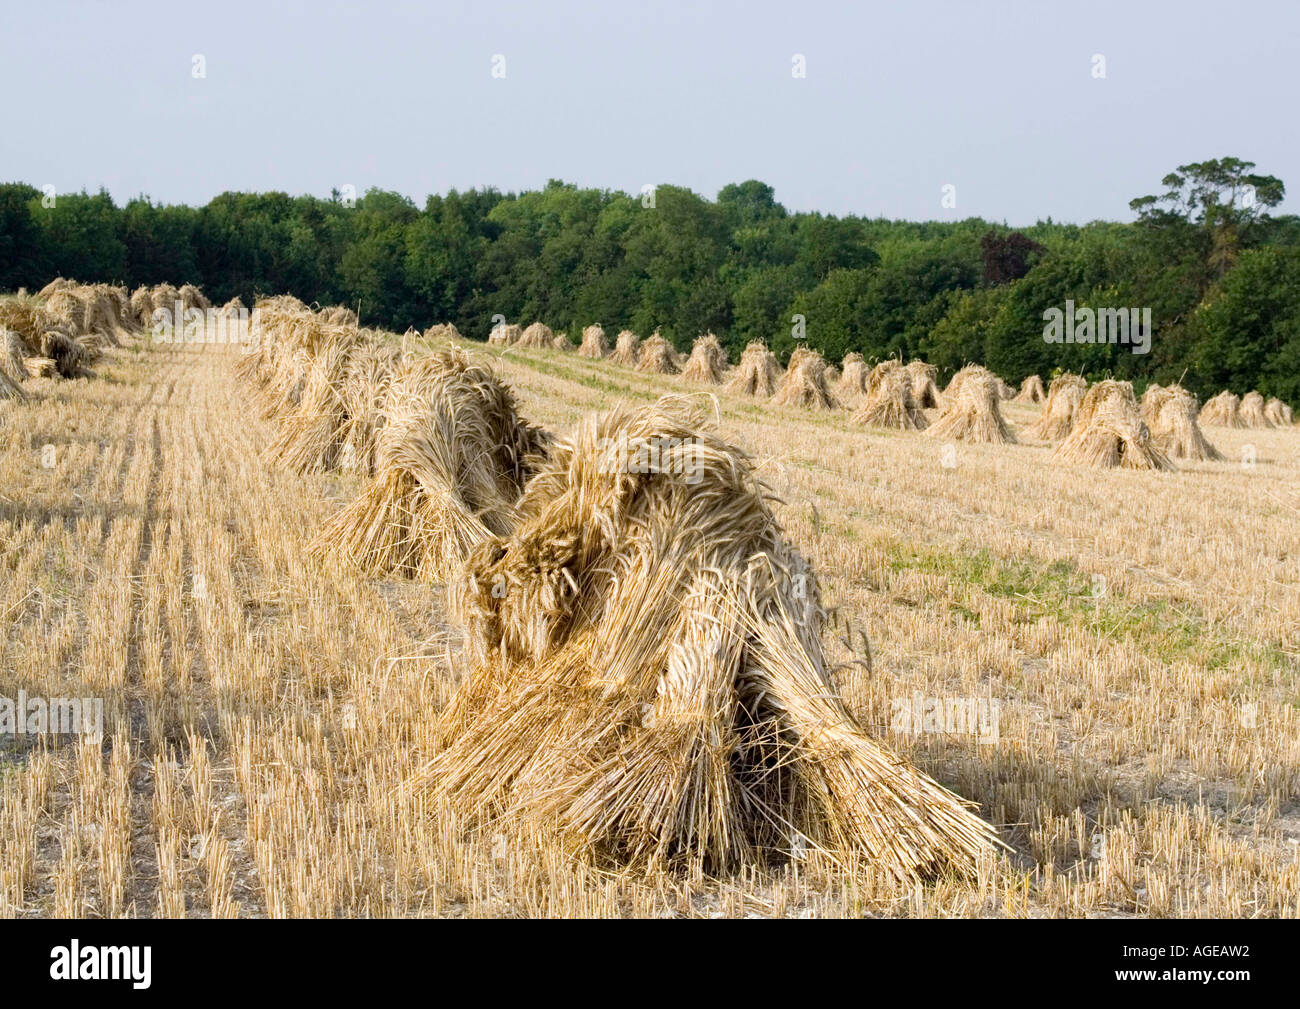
xmin=1 ymin=0 xmax=1296 ymax=224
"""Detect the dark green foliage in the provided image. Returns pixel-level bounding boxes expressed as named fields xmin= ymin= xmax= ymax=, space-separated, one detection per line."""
xmin=0 ymin=158 xmax=1294 ymax=402
xmin=1187 ymin=247 xmax=1300 ymax=405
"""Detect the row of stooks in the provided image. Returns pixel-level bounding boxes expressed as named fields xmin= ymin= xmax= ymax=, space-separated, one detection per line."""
xmin=238 ymin=295 xmax=1005 ymax=883
xmin=0 ymin=277 xmax=243 ymax=398
xmin=490 ymin=321 xmax=1294 ymax=472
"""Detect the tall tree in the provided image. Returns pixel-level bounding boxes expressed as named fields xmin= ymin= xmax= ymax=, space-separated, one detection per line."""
xmin=1130 ymin=158 xmax=1285 ymax=288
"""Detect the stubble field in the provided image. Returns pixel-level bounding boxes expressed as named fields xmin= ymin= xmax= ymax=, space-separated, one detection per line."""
xmin=2 ymin=331 xmax=1298 ymax=917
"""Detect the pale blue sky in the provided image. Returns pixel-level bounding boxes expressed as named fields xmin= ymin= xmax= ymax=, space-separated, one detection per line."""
xmin=2 ymin=0 xmax=1295 ymax=223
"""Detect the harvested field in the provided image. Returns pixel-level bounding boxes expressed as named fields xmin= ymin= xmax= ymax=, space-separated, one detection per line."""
xmin=2 ymin=324 xmax=1299 ymax=919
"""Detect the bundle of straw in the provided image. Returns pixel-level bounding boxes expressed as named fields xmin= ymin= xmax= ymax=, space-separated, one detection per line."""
xmin=237 ymin=295 xmax=297 ymax=388
xmin=943 ymin=365 xmax=974 ymax=399
xmin=152 ymin=284 xmax=181 ymax=318
xmin=1014 ymin=375 xmax=1045 ymax=403
xmin=338 ymin=341 xmax=403 ymax=476
xmin=1051 ymin=380 xmax=1173 ymax=470
xmin=1027 ymin=373 xmax=1087 ymax=440
xmin=425 ymin=397 xmax=1000 ymax=879
xmin=130 ymin=287 xmax=155 ymax=327
xmin=725 ymin=341 xmax=780 ymax=397
xmin=488 ymin=322 xmax=522 ymax=347
xmin=1198 ymin=391 xmax=1242 ymax=428
xmin=925 ymin=366 xmax=1014 ymax=443
xmin=263 ymin=331 xmax=361 ymax=474
xmin=516 ymin=322 xmax=556 ymax=349
xmin=40 ymin=328 xmax=89 ymax=378
xmin=1238 ymin=391 xmax=1273 ymax=428
xmin=0 ymin=295 xmax=55 ymax=351
xmin=313 ymin=348 xmax=549 ymax=580
xmin=1265 ymin=397 xmax=1294 ymax=427
xmin=80 ymin=286 xmax=125 ymax=343
xmin=248 ymin=300 xmax=347 ymax=421
xmin=37 ymin=277 xmax=73 ymax=299
xmin=179 ymin=283 xmax=211 ymax=312
xmin=679 ymin=333 xmax=728 ymax=384
xmin=854 ymin=361 xmax=929 ymax=430
xmin=1139 ymin=383 xmax=1168 ymax=426
xmin=906 ymin=360 xmax=940 ymax=408
xmin=43 ymin=291 xmax=86 ymax=337
xmin=772 ymin=346 xmax=837 ymax=410
xmin=0 ymin=329 xmax=26 ymax=400
xmin=637 ymin=332 xmax=681 ymax=374
xmin=578 ymin=325 xmax=608 ymax=359
xmin=609 ymin=330 xmax=641 ymax=366
xmin=834 ymin=353 xmax=869 ymax=402
xmin=1147 ymin=385 xmax=1222 ymax=461
xmin=422 ymin=323 xmax=462 ymax=342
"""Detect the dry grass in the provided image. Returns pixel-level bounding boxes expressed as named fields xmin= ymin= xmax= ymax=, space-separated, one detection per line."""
xmin=679 ymin=333 xmax=728 ymax=384
xmin=906 ymin=361 xmax=940 ymax=409
xmin=609 ymin=330 xmax=641 ymax=367
xmin=1052 ymin=380 xmax=1173 ymax=471
xmin=926 ymin=367 xmax=1015 ymax=444
xmin=835 ymin=353 xmax=868 ymax=403
xmin=725 ymin=341 xmax=780 ymax=398
xmin=1015 ymin=375 xmax=1045 ymax=404
xmin=578 ymin=325 xmax=608 ymax=360
xmin=3 ymin=317 xmax=1299 ymax=919
xmin=1028 ymin=373 xmax=1088 ymax=441
xmin=1147 ymin=386 xmax=1223 ymax=462
xmin=429 ymin=398 xmax=998 ymax=879
xmin=310 ymin=348 xmax=548 ymax=580
xmin=853 ymin=361 xmax=928 ymax=430
xmin=772 ymin=347 xmax=837 ymax=411
xmin=1200 ymin=391 xmax=1243 ymax=428
xmin=1239 ymin=391 xmax=1273 ymax=429
xmin=637 ymin=333 xmax=681 ymax=375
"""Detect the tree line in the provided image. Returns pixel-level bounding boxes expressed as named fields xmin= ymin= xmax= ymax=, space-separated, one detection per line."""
xmin=2 ymin=158 xmax=1297 ymax=403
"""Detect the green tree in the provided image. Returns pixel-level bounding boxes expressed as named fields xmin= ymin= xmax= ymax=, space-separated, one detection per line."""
xmin=0 ymin=183 xmax=43 ymax=290
xmin=1130 ymin=158 xmax=1285 ymax=287
xmin=1189 ymin=246 xmax=1300 ymax=404
xmin=31 ymin=189 xmax=127 ymax=283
